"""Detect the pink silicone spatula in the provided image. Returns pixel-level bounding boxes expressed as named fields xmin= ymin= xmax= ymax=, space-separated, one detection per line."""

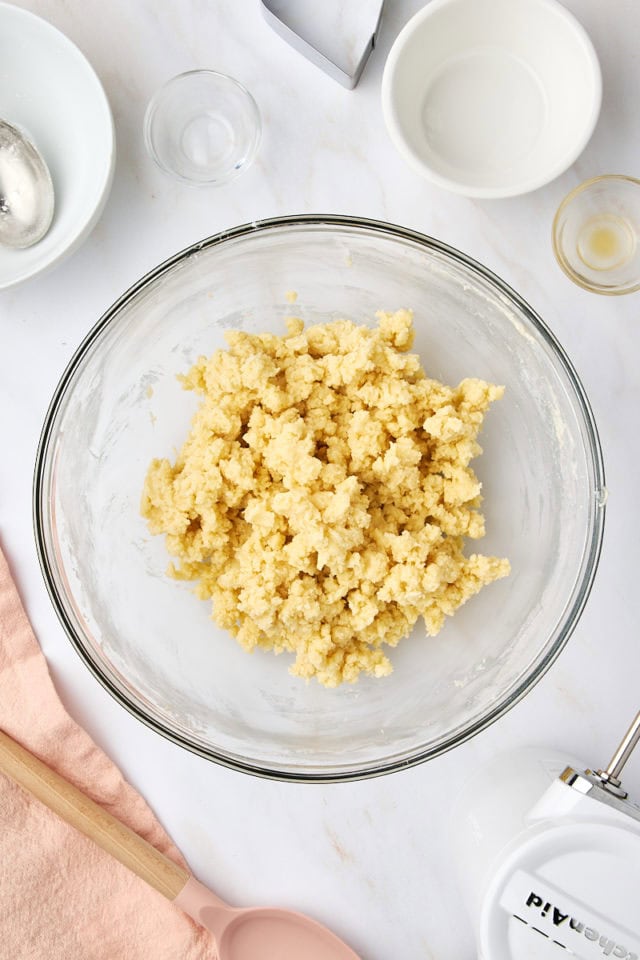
xmin=0 ymin=728 xmax=361 ymax=960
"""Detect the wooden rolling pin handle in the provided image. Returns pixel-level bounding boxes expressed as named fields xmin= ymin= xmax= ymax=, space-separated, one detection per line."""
xmin=0 ymin=728 xmax=189 ymax=900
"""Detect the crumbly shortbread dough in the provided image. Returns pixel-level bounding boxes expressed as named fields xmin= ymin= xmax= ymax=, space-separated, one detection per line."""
xmin=142 ymin=310 xmax=509 ymax=686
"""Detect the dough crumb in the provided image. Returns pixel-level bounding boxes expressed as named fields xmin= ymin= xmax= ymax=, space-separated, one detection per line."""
xmin=141 ymin=310 xmax=509 ymax=686
xmin=284 ymin=290 xmax=298 ymax=303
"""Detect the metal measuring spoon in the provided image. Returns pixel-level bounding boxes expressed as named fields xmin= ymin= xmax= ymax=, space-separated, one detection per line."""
xmin=0 ymin=729 xmax=362 ymax=960
xmin=0 ymin=119 xmax=54 ymax=248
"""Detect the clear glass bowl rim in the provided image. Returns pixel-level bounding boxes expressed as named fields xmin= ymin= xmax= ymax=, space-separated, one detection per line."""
xmin=33 ymin=214 xmax=606 ymax=783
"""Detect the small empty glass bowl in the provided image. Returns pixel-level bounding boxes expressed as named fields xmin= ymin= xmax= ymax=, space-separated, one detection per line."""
xmin=553 ymin=175 xmax=640 ymax=295
xmin=144 ymin=70 xmax=261 ymax=185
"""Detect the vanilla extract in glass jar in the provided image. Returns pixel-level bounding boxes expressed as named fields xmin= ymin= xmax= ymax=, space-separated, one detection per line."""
xmin=553 ymin=175 xmax=640 ymax=295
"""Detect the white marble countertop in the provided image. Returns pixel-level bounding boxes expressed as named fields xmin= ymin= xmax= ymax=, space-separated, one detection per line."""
xmin=2 ymin=1 xmax=640 ymax=957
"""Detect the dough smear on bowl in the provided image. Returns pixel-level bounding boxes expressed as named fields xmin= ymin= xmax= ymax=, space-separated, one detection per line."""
xmin=141 ymin=309 xmax=509 ymax=686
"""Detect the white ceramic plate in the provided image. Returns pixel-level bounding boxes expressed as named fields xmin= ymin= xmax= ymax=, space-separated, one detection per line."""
xmin=381 ymin=0 xmax=602 ymax=198
xmin=0 ymin=3 xmax=115 ymax=289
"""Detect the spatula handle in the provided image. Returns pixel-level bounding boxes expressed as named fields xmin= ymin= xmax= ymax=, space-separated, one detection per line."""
xmin=0 ymin=728 xmax=189 ymax=900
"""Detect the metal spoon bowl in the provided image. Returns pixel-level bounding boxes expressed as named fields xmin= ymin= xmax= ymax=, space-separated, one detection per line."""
xmin=0 ymin=119 xmax=55 ymax=248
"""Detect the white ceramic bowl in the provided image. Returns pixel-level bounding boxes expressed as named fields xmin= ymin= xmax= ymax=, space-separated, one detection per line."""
xmin=0 ymin=3 xmax=115 ymax=289
xmin=381 ymin=0 xmax=602 ymax=198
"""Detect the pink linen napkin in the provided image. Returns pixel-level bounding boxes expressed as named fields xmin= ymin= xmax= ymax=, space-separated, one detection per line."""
xmin=0 ymin=543 xmax=217 ymax=960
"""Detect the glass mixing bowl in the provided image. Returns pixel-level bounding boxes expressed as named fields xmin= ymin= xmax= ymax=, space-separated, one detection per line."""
xmin=34 ymin=216 xmax=605 ymax=782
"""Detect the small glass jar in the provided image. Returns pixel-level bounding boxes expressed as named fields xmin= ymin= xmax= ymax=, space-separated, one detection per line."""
xmin=552 ymin=175 xmax=640 ymax=295
xmin=144 ymin=70 xmax=261 ymax=186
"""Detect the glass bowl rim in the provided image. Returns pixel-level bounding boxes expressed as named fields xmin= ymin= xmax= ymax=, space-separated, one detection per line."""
xmin=33 ymin=213 xmax=607 ymax=783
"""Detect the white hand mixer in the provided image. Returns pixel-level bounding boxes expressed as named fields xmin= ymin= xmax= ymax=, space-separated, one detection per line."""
xmin=453 ymin=711 xmax=640 ymax=959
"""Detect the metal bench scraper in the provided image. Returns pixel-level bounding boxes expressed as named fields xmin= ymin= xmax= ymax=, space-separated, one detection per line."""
xmin=261 ymin=0 xmax=385 ymax=89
